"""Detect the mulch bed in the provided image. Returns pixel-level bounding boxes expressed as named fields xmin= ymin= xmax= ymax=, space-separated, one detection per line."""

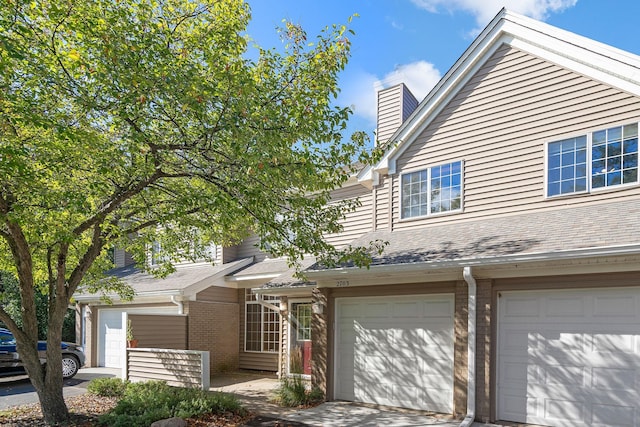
xmin=0 ymin=394 xmax=260 ymax=426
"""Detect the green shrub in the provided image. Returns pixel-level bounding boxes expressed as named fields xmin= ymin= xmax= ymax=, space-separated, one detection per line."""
xmin=273 ymin=376 xmax=324 ymax=407
xmin=87 ymin=377 xmax=129 ymax=398
xmin=97 ymin=380 xmax=243 ymax=427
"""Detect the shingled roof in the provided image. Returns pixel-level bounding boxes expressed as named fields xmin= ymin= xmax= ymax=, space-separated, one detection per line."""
xmin=309 ymin=198 xmax=640 ymax=270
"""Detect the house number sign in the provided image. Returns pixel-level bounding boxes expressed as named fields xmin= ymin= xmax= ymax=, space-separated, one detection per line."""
xmin=336 ymin=280 xmax=350 ymax=287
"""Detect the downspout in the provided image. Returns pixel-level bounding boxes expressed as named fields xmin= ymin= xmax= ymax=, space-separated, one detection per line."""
xmin=170 ymin=295 xmax=184 ymax=315
xmin=460 ymin=266 xmax=476 ymax=427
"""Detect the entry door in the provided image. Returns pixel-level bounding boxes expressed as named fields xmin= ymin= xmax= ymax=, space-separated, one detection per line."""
xmin=334 ymin=294 xmax=454 ymax=413
xmin=289 ymin=301 xmax=312 ymax=376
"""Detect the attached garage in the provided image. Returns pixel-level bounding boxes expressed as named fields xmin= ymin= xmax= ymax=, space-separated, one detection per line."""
xmin=334 ymin=294 xmax=454 ymax=413
xmin=497 ymin=287 xmax=640 ymax=427
xmin=97 ymin=307 xmax=180 ymax=368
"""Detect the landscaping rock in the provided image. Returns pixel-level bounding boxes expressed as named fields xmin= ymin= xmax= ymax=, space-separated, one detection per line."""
xmin=150 ymin=417 xmax=188 ymax=427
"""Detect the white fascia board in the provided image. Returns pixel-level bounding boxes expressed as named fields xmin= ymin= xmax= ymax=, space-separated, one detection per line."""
xmin=74 ymin=289 xmax=182 ymax=305
xmin=305 ymin=244 xmax=640 ymax=278
xmin=225 ymin=272 xmax=282 ymax=283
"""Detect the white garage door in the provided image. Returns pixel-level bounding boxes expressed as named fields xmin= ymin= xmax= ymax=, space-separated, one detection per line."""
xmin=98 ymin=307 xmax=180 ymax=368
xmin=498 ymin=288 xmax=640 ymax=427
xmin=334 ymin=294 xmax=454 ymax=413
xmin=99 ymin=310 xmax=125 ymax=368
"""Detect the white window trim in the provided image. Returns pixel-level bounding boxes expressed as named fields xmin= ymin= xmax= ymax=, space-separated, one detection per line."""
xmin=545 ymin=122 xmax=640 ymax=199
xmin=149 ymin=241 xmax=218 ymax=267
xmin=287 ymin=298 xmax=312 ymax=378
xmin=398 ymin=160 xmax=464 ymax=221
xmin=244 ymin=295 xmax=280 ymax=354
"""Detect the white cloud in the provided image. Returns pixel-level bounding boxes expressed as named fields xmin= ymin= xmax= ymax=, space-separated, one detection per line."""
xmin=410 ymin=0 xmax=577 ymax=27
xmin=376 ymin=61 xmax=441 ymax=101
xmin=340 ymin=61 xmax=441 ymax=125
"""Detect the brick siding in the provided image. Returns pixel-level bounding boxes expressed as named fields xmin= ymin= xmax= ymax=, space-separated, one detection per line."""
xmin=186 ymin=301 xmax=239 ymax=373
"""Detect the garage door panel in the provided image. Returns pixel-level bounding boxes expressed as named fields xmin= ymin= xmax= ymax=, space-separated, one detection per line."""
xmin=498 ymin=288 xmax=640 ymax=427
xmin=545 ymin=296 xmax=585 ymax=317
xmin=593 ymin=294 xmax=637 ymax=317
xmin=592 ymin=367 xmax=636 ymax=391
xmin=592 ymin=403 xmax=635 ymax=427
xmin=592 ymin=332 xmax=635 ymax=353
xmin=335 ymin=295 xmax=454 ymax=413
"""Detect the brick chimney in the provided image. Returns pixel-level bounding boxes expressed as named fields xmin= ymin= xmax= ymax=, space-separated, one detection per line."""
xmin=375 ymin=83 xmax=418 ymax=145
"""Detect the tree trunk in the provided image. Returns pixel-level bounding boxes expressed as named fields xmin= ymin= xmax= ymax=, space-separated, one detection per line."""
xmin=18 ymin=293 xmax=71 ymax=424
xmin=21 ymin=349 xmax=69 ymax=425
xmin=35 ymin=381 xmax=69 ymax=425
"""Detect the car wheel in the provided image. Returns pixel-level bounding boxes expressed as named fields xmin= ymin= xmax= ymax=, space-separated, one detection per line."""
xmin=61 ymin=355 xmax=79 ymax=379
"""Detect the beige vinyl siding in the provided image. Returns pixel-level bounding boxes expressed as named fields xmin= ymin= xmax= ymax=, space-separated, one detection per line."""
xmin=221 ymin=245 xmax=238 ymax=264
xmin=237 ymin=289 xmax=278 ymax=371
xmin=196 ymin=286 xmax=238 ymax=303
xmin=236 ymin=234 xmax=268 ymax=262
xmin=128 ymin=314 xmax=187 ymax=350
xmin=374 ymin=174 xmax=391 ymax=231
xmin=127 ymin=348 xmax=208 ymax=389
xmin=390 ymin=45 xmax=640 ymax=230
xmin=324 ymin=185 xmax=373 ymax=248
xmin=377 ymin=84 xmax=419 ymax=144
xmin=113 ymin=248 xmax=135 ymax=268
xmin=114 ymin=248 xmax=125 ymax=268
xmin=377 ymin=85 xmax=405 ymax=143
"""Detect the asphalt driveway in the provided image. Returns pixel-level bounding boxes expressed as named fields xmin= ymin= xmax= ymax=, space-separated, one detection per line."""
xmin=0 ymin=367 xmax=119 ymax=410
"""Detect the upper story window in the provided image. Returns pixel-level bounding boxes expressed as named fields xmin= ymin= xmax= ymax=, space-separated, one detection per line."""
xmin=547 ymin=123 xmax=638 ymax=197
xmin=400 ymin=160 xmax=462 ymax=219
xmin=150 ymin=241 xmax=217 ymax=266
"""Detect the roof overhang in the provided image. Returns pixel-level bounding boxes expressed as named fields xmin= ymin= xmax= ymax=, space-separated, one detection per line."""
xmin=74 ymin=289 xmax=183 ymax=305
xmin=306 ymin=244 xmax=640 ymax=286
xmin=75 ymin=257 xmax=254 ymax=305
xmin=251 ymin=284 xmax=316 ymax=297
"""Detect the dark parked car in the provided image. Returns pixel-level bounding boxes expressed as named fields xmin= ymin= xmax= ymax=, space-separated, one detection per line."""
xmin=0 ymin=328 xmax=85 ymax=379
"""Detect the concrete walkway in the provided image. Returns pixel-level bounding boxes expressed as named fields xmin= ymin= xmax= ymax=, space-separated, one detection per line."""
xmin=210 ymin=371 xmax=501 ymax=427
xmin=0 ymin=368 xmax=503 ymax=426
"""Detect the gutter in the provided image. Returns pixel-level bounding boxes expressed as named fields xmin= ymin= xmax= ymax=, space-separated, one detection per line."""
xmin=305 ymin=243 xmax=640 ymax=278
xmin=74 ymin=289 xmax=182 ymax=304
xmin=461 ymin=267 xmax=476 ymax=427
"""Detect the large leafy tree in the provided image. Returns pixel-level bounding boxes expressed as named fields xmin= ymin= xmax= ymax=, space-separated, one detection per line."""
xmin=0 ymin=0 xmax=380 ymax=423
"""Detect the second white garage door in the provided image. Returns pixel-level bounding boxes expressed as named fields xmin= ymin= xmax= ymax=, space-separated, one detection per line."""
xmin=498 ymin=287 xmax=640 ymax=427
xmin=334 ymin=294 xmax=454 ymax=413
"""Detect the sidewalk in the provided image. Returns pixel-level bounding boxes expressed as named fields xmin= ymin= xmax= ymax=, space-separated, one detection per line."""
xmin=210 ymin=371 xmax=466 ymax=427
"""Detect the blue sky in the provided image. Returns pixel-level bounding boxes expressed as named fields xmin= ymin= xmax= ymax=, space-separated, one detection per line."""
xmin=246 ymin=1 xmax=640 ymax=145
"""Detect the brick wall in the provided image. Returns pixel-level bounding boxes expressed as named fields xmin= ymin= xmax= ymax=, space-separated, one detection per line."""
xmin=83 ymin=305 xmax=96 ymax=367
xmin=186 ymin=301 xmax=239 ymax=373
xmin=454 ymin=280 xmax=469 ymax=418
xmin=311 ymin=288 xmax=328 ymax=395
xmin=476 ymin=279 xmax=492 ymax=423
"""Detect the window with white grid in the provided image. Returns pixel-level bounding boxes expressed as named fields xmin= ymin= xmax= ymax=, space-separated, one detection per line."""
xmin=245 ymin=290 xmax=280 ymax=353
